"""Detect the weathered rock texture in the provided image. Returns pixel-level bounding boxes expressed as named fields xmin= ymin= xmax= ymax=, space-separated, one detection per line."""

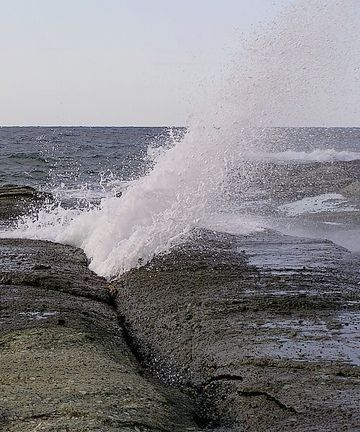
xmin=115 ymin=229 xmax=360 ymax=431
xmin=0 ymin=239 xmax=201 ymax=432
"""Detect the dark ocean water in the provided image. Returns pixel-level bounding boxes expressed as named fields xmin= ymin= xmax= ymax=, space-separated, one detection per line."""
xmin=1 ymin=127 xmax=360 ymax=193
xmin=0 ymin=127 xmax=185 ymax=192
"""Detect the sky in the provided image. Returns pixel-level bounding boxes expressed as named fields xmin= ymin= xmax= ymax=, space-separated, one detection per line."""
xmin=0 ymin=0 xmax=289 ymax=126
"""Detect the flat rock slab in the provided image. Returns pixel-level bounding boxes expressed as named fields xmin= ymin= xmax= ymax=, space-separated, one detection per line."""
xmin=0 ymin=239 xmax=201 ymax=432
xmin=115 ymin=229 xmax=360 ymax=431
xmin=247 ymin=159 xmax=360 ymax=201
xmin=0 ymin=185 xmax=51 ymax=223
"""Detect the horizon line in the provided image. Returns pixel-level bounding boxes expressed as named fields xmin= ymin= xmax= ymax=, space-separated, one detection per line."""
xmin=0 ymin=124 xmax=185 ymax=128
xmin=0 ymin=125 xmax=359 ymax=129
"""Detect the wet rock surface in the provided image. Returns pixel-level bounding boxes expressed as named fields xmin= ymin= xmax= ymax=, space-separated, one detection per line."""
xmin=115 ymin=229 xmax=360 ymax=431
xmin=2 ymin=181 xmax=360 ymax=431
xmin=0 ymin=185 xmax=51 ymax=223
xmin=252 ymin=159 xmax=360 ymax=202
xmin=0 ymin=238 xmax=201 ymax=432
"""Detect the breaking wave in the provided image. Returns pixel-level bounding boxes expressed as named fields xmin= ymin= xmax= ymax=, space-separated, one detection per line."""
xmin=2 ymin=0 xmax=359 ymax=278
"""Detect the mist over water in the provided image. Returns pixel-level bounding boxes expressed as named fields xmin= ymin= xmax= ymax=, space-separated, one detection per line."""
xmin=225 ymin=0 xmax=360 ymax=128
xmin=3 ymin=0 xmax=360 ymax=278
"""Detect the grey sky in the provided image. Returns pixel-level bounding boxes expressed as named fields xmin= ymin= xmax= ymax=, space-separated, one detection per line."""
xmin=0 ymin=0 xmax=289 ymax=126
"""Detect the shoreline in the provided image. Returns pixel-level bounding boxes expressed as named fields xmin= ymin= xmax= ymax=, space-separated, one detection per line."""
xmin=0 ymin=238 xmax=202 ymax=432
xmin=0 ymin=185 xmax=360 ymax=431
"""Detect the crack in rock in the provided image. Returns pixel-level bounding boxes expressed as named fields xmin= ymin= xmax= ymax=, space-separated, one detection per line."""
xmin=238 ymin=390 xmax=298 ymax=414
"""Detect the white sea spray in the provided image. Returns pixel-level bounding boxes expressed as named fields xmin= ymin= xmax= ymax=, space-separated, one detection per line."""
xmin=2 ymin=0 xmax=359 ymax=278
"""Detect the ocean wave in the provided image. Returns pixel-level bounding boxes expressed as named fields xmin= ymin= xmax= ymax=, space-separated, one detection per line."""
xmin=2 ymin=0 xmax=359 ymax=279
xmin=2 ymin=124 xmax=242 ymax=278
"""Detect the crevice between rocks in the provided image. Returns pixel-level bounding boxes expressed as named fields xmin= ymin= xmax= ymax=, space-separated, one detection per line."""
xmin=202 ymin=374 xmax=244 ymax=389
xmin=113 ymin=303 xmax=300 ymax=429
xmin=238 ymin=390 xmax=298 ymax=414
xmin=114 ymin=310 xmax=212 ymax=429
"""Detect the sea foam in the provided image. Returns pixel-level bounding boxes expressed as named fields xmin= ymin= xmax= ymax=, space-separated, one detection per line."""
xmin=4 ymin=124 xmax=243 ymax=277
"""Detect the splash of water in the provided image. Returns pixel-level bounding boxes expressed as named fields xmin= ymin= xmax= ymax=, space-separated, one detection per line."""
xmin=8 ymin=123 xmax=242 ymax=277
xmin=3 ymin=0 xmax=359 ymax=278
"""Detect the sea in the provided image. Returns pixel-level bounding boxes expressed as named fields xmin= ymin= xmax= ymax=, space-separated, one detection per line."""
xmin=1 ymin=126 xmax=360 ymax=278
xmin=1 ymin=1 xmax=360 ymax=278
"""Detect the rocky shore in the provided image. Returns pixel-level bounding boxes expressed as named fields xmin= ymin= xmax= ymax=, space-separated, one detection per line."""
xmin=0 ymin=185 xmax=51 ymax=223
xmin=1 ymin=181 xmax=360 ymax=431
xmin=115 ymin=229 xmax=360 ymax=431
xmin=243 ymin=159 xmax=360 ymax=202
xmin=0 ymin=238 xmax=202 ymax=432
